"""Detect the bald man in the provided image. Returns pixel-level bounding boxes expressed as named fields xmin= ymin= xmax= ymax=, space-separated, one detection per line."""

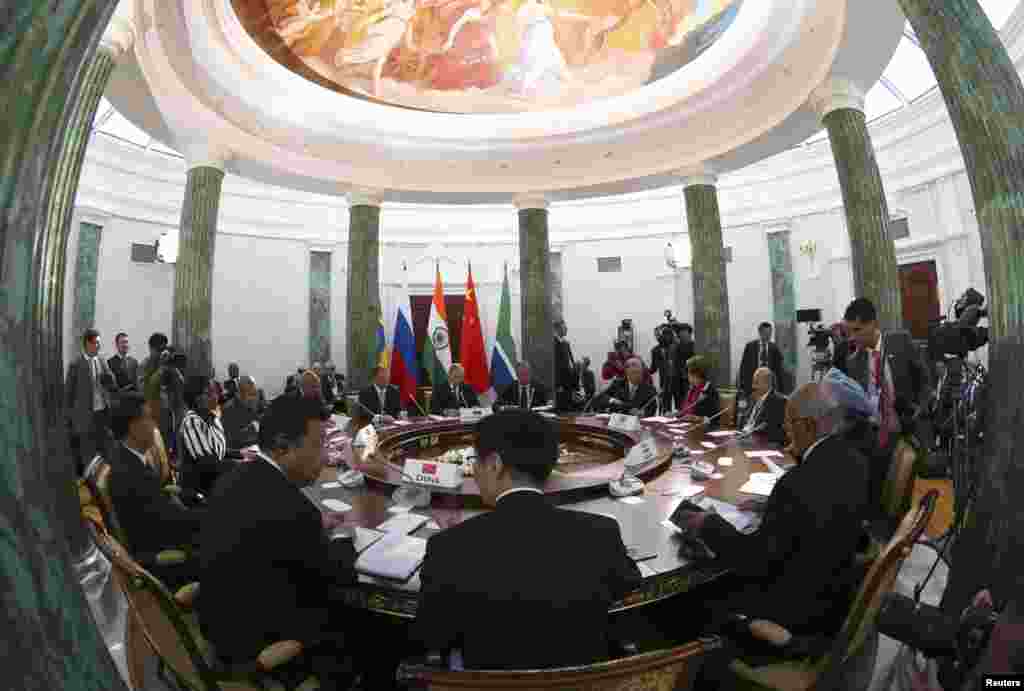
xmin=736 ymin=367 xmax=787 ymax=445
xmin=680 ymin=383 xmax=870 ymax=637
xmin=221 ymin=376 xmax=260 ymax=449
xmin=597 ymin=357 xmax=658 ymax=416
xmin=495 ymin=363 xmax=550 ymax=411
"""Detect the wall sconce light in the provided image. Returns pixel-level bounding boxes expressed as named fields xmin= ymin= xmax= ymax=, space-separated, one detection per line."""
xmin=798 ymin=239 xmax=817 ymax=260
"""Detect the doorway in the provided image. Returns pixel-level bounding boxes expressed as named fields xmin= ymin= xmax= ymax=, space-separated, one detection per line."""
xmin=899 ymin=260 xmax=941 ymax=340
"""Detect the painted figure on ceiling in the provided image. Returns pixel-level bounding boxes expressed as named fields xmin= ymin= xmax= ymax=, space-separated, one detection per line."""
xmin=334 ymin=0 xmax=418 ymax=95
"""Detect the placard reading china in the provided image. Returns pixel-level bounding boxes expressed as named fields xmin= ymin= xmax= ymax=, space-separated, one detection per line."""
xmin=233 ymin=0 xmax=743 ymax=113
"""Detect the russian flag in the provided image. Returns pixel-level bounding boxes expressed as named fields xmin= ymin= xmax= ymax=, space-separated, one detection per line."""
xmin=390 ymin=277 xmax=419 ymax=407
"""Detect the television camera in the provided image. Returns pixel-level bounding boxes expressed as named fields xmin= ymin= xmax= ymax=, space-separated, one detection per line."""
xmin=797 ymin=309 xmax=832 ymax=381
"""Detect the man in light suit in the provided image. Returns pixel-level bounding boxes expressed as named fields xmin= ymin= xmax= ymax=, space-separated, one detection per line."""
xmin=107 ymin=332 xmax=139 ymax=393
xmin=66 ymin=328 xmax=117 ymax=474
xmin=843 ymin=297 xmax=930 ymax=508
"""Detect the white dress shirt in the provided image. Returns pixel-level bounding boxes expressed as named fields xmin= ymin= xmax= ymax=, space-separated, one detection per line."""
xmin=495 ymin=486 xmax=544 ymax=503
xmin=87 ymin=353 xmax=106 ymax=411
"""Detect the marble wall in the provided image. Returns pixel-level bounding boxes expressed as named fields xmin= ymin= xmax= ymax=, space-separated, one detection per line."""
xmin=71 ymin=221 xmax=102 ymax=345
xmin=309 ymin=250 xmax=332 ymax=366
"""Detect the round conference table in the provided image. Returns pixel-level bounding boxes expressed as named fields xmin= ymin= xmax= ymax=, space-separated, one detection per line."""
xmin=311 ymin=413 xmax=791 ymax=619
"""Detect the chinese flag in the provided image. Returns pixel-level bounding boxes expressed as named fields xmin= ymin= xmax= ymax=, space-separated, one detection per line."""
xmin=460 ymin=262 xmax=490 ymax=394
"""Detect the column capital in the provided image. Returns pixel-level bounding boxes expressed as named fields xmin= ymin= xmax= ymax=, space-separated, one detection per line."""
xmin=99 ymin=13 xmax=135 ymax=59
xmin=808 ymin=76 xmax=866 ymax=120
xmin=513 ymin=193 xmax=549 ymax=211
xmin=347 ymin=187 xmax=385 ymax=207
xmin=183 ymin=142 xmax=231 ymax=172
xmin=677 ymin=165 xmax=718 ymax=189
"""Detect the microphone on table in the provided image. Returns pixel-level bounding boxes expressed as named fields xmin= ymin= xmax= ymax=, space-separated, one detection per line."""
xmin=351 ymin=396 xmax=390 ymax=425
xmin=408 ymin=393 xmax=428 ymax=418
xmin=675 ymin=391 xmax=707 ymax=419
xmin=689 ymin=406 xmax=729 ymax=429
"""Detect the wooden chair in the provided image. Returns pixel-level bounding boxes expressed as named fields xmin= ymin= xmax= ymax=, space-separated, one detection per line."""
xmin=91 ymin=529 xmax=319 ymax=691
xmin=85 ymin=457 xmax=193 ymax=569
xmin=396 ymin=636 xmax=720 ymax=691
xmin=880 ymin=436 xmax=919 ymax=528
xmin=719 ymin=387 xmax=738 ymax=429
xmin=725 ymin=490 xmax=939 ymax=691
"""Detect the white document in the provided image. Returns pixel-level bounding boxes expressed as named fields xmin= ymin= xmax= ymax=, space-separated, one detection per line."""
xmin=376 ymin=512 xmax=430 ymax=534
xmin=738 ymin=472 xmax=778 ymax=497
xmin=624 ymin=438 xmax=658 ymax=468
xmin=698 ymin=497 xmax=760 ymax=534
xmin=352 ymin=527 xmax=385 ymax=553
xmin=321 ymin=481 xmax=342 ymax=489
xmin=745 ymin=450 xmax=785 ymax=459
xmin=760 ymin=457 xmax=787 ymax=475
xmin=717 ymin=457 xmax=733 ymax=467
xmin=618 ymin=496 xmax=645 ymax=505
xmin=321 ymin=499 xmax=352 ymax=513
xmin=642 ymin=416 xmax=674 ymax=423
xmin=700 ymin=442 xmax=717 ymax=449
xmin=356 ymin=534 xmax=427 ymax=581
xmin=706 ymin=431 xmax=736 ymax=438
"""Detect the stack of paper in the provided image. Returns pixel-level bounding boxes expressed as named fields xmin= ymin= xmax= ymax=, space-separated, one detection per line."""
xmin=376 ymin=512 xmax=430 ymax=534
xmin=356 ymin=533 xmax=427 ymax=581
xmin=737 ymin=472 xmax=779 ymax=497
xmin=745 ymin=450 xmax=784 ymax=458
xmin=707 ymin=431 xmax=736 ymax=438
xmin=642 ymin=416 xmax=674 ymax=423
xmin=698 ymin=497 xmax=760 ymax=534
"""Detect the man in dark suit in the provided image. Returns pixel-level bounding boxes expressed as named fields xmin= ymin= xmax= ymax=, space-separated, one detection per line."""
xmin=415 ymin=409 xmax=642 ymax=669
xmin=675 ymin=324 xmax=695 ymax=401
xmin=580 ymin=356 xmax=597 ymax=401
xmin=554 ymin=319 xmax=582 ymax=412
xmin=650 ymin=326 xmax=684 ymax=412
xmin=108 ymin=393 xmax=205 ymax=589
xmin=495 ymin=363 xmax=550 ymax=410
xmin=222 ymin=362 xmax=241 ymax=402
xmin=357 ymin=365 xmax=402 ymax=420
xmin=679 ymin=382 xmax=870 ymax=640
xmin=431 ymin=364 xmax=480 ymax=413
xmin=107 ymin=332 xmax=139 ymax=392
xmin=199 ymin=396 xmax=362 ymax=688
xmin=738 ymin=322 xmax=785 ymax=399
xmin=737 ymin=368 xmax=788 ymax=445
xmin=66 ymin=328 xmax=118 ymax=474
xmin=843 ymin=298 xmax=930 ymax=506
xmin=597 ymin=357 xmax=658 ymax=416
xmin=677 ymin=355 xmax=722 ymax=429
xmin=221 ymin=375 xmax=260 ymax=449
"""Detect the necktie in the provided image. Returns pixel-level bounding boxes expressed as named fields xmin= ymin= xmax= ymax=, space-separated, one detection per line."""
xmin=874 ymin=351 xmax=897 ymax=448
xmin=520 ymin=386 xmax=527 ymax=409
xmin=746 ymin=396 xmax=763 ymax=431
xmin=377 ymin=386 xmax=385 ymax=413
xmin=456 ymin=386 xmax=463 ymax=407
xmin=759 ymin=342 xmax=767 ymax=367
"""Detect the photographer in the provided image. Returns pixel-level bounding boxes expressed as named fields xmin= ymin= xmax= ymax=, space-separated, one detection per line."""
xmin=651 ymin=324 xmax=683 ymax=412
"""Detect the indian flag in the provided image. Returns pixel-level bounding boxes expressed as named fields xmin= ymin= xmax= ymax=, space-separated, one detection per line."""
xmin=421 ymin=264 xmax=452 ymax=386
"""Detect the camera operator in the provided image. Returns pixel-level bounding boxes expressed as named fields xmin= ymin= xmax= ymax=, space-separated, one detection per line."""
xmin=651 ymin=323 xmax=683 ymax=412
xmin=830 ymin=322 xmax=851 ymax=375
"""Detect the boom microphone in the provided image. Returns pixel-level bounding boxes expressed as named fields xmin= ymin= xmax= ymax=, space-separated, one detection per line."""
xmin=351 ymin=395 xmax=388 ymax=423
xmin=676 ymin=391 xmax=707 ymax=418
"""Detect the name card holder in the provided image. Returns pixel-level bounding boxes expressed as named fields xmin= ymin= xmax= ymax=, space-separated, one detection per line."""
xmin=404 ymin=459 xmax=463 ymax=489
xmin=608 ymin=413 xmax=641 ymax=433
xmin=625 ymin=438 xmax=658 ymax=468
xmin=459 ymin=407 xmax=490 ymax=423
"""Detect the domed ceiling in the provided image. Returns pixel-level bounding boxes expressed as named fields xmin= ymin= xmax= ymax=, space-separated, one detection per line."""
xmin=232 ymin=0 xmax=742 ymax=113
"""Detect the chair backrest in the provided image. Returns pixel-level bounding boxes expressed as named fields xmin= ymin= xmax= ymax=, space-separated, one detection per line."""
xmin=87 ymin=458 xmax=127 ymax=545
xmin=397 ymin=637 xmax=719 ymax=691
xmin=817 ymin=490 xmax=938 ymax=686
xmin=718 ymin=387 xmax=737 ymax=429
xmin=92 ymin=530 xmax=220 ymax=691
xmin=881 ymin=436 xmax=918 ymax=520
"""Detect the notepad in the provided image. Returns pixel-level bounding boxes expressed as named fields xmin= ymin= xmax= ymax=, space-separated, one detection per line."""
xmin=643 ymin=416 xmax=674 ymax=423
xmin=618 ymin=496 xmax=645 ymax=505
xmin=321 ymin=499 xmax=352 ymax=513
xmin=698 ymin=497 xmax=759 ymax=534
xmin=738 ymin=472 xmax=778 ymax=497
xmin=356 ymin=534 xmax=427 ymax=581
xmin=376 ymin=512 xmax=430 ymax=534
xmin=350 ymin=527 xmax=385 ymax=553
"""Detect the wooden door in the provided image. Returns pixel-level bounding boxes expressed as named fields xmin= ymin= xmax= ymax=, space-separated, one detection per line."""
xmin=899 ymin=261 xmax=941 ymax=340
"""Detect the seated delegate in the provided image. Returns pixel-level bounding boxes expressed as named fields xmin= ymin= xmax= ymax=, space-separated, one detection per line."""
xmin=736 ymin=367 xmax=788 ymax=445
xmin=676 ymin=354 xmax=722 ymax=429
xmin=414 ymin=409 xmax=642 ymax=670
xmin=595 ymin=356 xmax=658 ymax=416
xmin=494 ymin=362 xmax=550 ymax=411
xmin=430 ymin=363 xmax=480 ymax=414
xmin=357 ymin=365 xmax=403 ymax=420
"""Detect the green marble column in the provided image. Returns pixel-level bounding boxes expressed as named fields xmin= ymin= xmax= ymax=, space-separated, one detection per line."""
xmin=516 ymin=197 xmax=555 ymax=393
xmin=71 ymin=222 xmax=103 ymax=349
xmin=309 ymin=250 xmax=332 ymax=366
xmin=684 ymin=179 xmax=732 ymax=386
xmin=0 ymin=0 xmax=128 ymax=688
xmin=173 ymin=164 xmax=225 ymax=378
xmin=897 ymin=0 xmax=1024 ymax=614
xmin=766 ymin=228 xmax=797 ymax=391
xmin=814 ymin=80 xmax=902 ymax=330
xmin=346 ymin=194 xmax=382 ymax=391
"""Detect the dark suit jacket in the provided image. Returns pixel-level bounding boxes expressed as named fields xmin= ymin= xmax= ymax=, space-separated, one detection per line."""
xmin=199 ymin=460 xmax=357 ymax=662
xmin=357 ymin=384 xmax=402 ymax=418
xmin=832 ymin=339 xmax=852 ymax=375
xmin=737 ymin=390 xmax=788 ymax=445
xmin=430 ymin=382 xmax=481 ymax=413
xmin=223 ymin=378 xmax=240 ymax=402
xmin=598 ymin=379 xmax=658 ymax=416
xmin=554 ymin=338 xmax=579 ymax=393
xmin=221 ymin=399 xmax=258 ymax=449
xmin=107 ymin=354 xmax=139 ymax=391
xmin=846 ymin=330 xmax=929 ymax=428
xmin=738 ymin=340 xmax=785 ymax=396
xmin=699 ymin=435 xmax=870 ymax=635
xmin=65 ymin=354 xmax=116 ymax=435
xmin=680 ymin=383 xmax=722 ymax=430
xmin=495 ymin=382 xmax=550 ymax=410
xmin=108 ymin=444 xmax=205 ymax=559
xmin=414 ymin=491 xmax=641 ymax=669
xmin=581 ymin=369 xmax=597 ymax=400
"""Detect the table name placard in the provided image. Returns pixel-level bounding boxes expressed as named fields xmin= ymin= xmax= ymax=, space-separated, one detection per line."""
xmin=608 ymin=413 xmax=641 ymax=433
xmin=625 ymin=438 xmax=658 ymax=468
xmin=404 ymin=459 xmax=462 ymax=488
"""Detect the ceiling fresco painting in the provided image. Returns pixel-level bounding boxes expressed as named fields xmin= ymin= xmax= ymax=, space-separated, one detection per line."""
xmin=233 ymin=0 xmax=743 ymax=113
